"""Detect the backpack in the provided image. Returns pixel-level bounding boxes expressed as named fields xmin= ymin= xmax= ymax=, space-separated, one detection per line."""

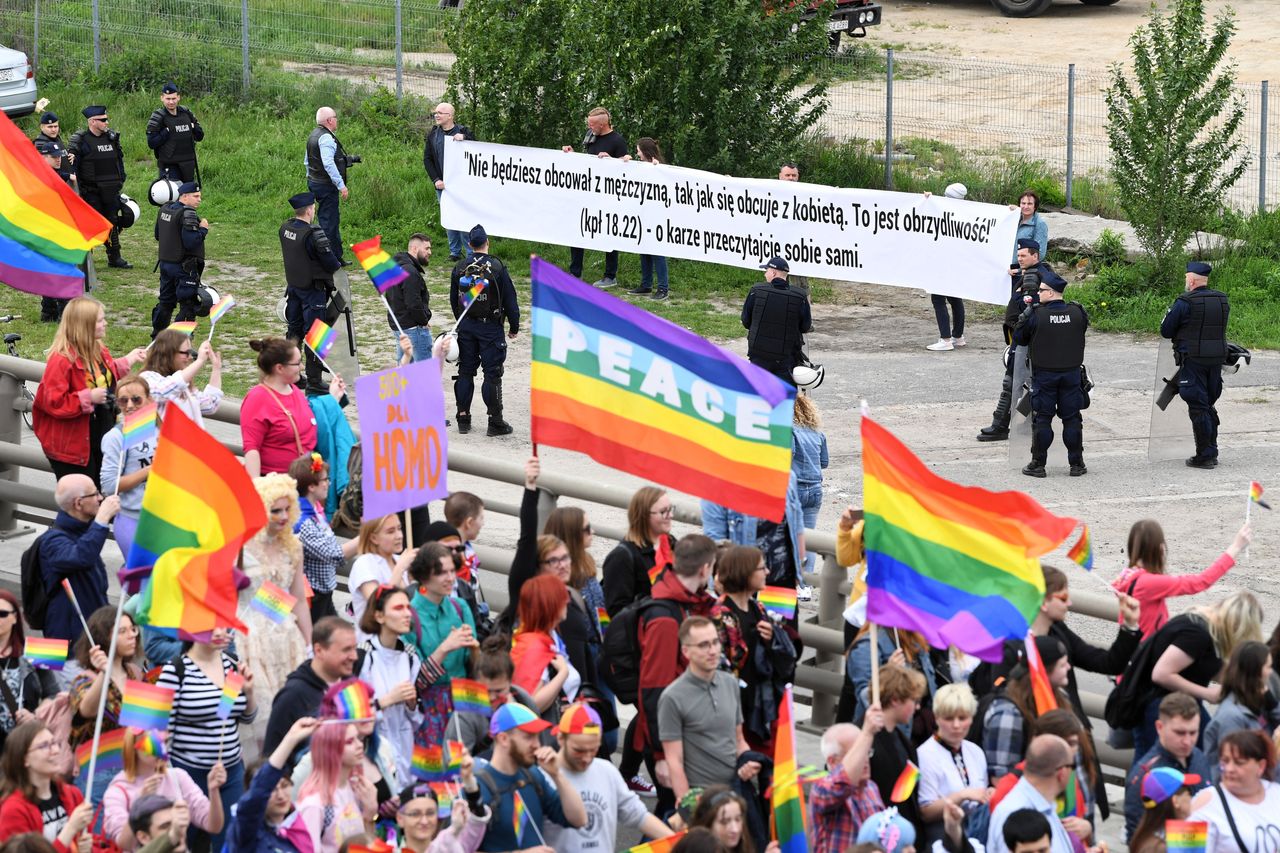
xmin=600 ymin=597 xmax=681 ymax=706
xmin=1102 ymin=579 xmax=1167 ymax=731
xmin=20 ymin=532 xmax=52 ymax=631
xmin=331 ymin=443 xmax=363 ymax=538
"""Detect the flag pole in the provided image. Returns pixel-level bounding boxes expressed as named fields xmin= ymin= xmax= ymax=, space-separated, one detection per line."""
xmin=84 ymin=587 xmax=128 ymax=804
xmin=868 ymin=622 xmax=880 ymax=708
xmin=304 ymin=340 xmax=338 ymax=379
xmin=381 ymin=293 xmax=407 ymax=338
xmin=514 ymin=789 xmax=547 ymax=846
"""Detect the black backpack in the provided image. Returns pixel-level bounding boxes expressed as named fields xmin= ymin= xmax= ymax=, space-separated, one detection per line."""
xmin=600 ymin=597 xmax=681 ymax=706
xmin=1102 ymin=579 xmax=1170 ymax=731
xmin=330 ymin=443 xmax=363 ymax=538
xmin=20 ymin=533 xmax=52 ymax=631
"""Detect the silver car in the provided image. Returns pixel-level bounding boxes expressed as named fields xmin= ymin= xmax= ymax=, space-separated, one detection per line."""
xmin=0 ymin=45 xmax=36 ymax=118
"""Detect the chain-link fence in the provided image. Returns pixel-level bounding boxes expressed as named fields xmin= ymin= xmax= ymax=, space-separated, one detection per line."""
xmin=3 ymin=0 xmax=1276 ymax=212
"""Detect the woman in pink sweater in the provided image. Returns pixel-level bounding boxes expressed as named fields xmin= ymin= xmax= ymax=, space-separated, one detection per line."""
xmin=102 ymin=728 xmax=225 ymax=850
xmin=1113 ymin=520 xmax=1252 ymax=636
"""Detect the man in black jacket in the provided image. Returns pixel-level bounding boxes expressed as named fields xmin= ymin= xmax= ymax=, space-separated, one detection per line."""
xmin=146 ymin=82 xmax=204 ymax=182
xmin=424 ymin=102 xmax=475 ymax=262
xmin=69 ymin=105 xmax=131 ymax=269
xmin=389 ymin=233 xmax=433 ymax=363
xmin=261 ymin=617 xmax=358 ymax=762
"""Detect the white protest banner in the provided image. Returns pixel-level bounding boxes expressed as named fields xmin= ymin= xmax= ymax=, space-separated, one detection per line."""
xmin=441 ymin=139 xmax=1021 ymax=304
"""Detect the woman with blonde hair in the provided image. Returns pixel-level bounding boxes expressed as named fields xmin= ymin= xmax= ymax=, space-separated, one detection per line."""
xmin=347 ymin=513 xmax=417 ymax=641
xmin=33 ymin=296 xmax=146 ymax=483
xmin=791 ymin=393 xmax=828 ymax=578
xmin=99 ymin=375 xmax=155 ymax=560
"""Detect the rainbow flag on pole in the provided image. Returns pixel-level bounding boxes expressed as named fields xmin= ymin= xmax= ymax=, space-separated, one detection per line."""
xmin=771 ymin=685 xmax=808 ymax=853
xmin=119 ymin=680 xmax=175 ymax=731
xmin=121 ymin=402 xmax=158 ymax=450
xmin=890 ymin=761 xmax=920 ymax=803
xmin=412 ymin=744 xmax=446 ymax=781
xmin=1024 ymin=629 xmax=1059 ymax=715
xmin=451 ymin=678 xmax=491 ymax=716
xmin=1066 ymin=524 xmax=1093 ymax=571
xmin=759 ymin=586 xmax=798 ymax=620
xmin=209 ymin=294 xmax=236 ymax=324
xmin=1166 ymin=820 xmax=1208 ymax=853
xmin=627 ymin=834 xmax=687 ymax=853
xmin=0 ymin=112 xmax=111 ymax=298
xmin=459 ymin=274 xmax=488 ymax=310
xmin=512 ymin=790 xmax=531 ymax=844
xmin=862 ymin=414 xmax=1077 ymax=661
xmin=531 ymin=258 xmax=794 ymax=521
xmin=167 ymin=320 xmax=198 ymax=336
xmin=352 ymin=235 xmax=409 ymax=293
xmin=304 ymin=319 xmax=337 ymax=360
xmin=1250 ymin=481 xmax=1271 ymax=510
xmin=249 ymin=580 xmax=297 ymax=624
xmin=24 ymin=637 xmax=68 ymax=669
xmin=76 ymin=728 xmax=126 ymax=776
xmin=217 ymin=671 xmax=245 ymax=719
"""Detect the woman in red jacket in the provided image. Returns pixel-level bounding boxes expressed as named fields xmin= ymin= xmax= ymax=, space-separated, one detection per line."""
xmin=33 ymin=297 xmax=145 ymax=485
xmin=0 ymin=720 xmax=94 ymax=851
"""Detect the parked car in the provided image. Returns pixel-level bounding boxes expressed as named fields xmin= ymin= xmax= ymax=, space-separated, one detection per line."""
xmin=0 ymin=45 xmax=36 ymax=118
xmin=990 ymin=0 xmax=1118 ymax=16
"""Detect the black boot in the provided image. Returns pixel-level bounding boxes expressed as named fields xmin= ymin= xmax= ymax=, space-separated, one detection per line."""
xmin=456 ymin=414 xmax=471 ymax=434
xmin=106 ymin=226 xmax=132 ymax=269
xmin=485 ymin=384 xmax=512 ymax=436
xmin=978 ymin=371 xmax=1013 ymax=441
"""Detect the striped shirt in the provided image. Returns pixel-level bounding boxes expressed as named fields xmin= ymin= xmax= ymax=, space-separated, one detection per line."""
xmin=156 ymin=654 xmax=256 ymax=769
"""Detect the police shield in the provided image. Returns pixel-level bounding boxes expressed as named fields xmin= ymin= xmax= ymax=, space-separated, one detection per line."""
xmin=1006 ymin=346 xmax=1070 ymax=469
xmin=324 ymin=268 xmax=361 ymax=381
xmin=1148 ymin=342 xmax=1195 ymax=462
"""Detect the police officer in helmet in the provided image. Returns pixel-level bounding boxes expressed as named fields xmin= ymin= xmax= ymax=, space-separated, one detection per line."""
xmin=1161 ymin=261 xmax=1229 ymax=469
xmin=280 ymin=192 xmax=343 ymax=389
xmin=147 ymin=82 xmax=204 ymax=183
xmin=153 ymin=182 xmax=208 ymax=337
xmin=1013 ymin=274 xmax=1089 ymax=478
xmin=741 ymin=256 xmax=812 ymax=385
xmin=69 ymin=105 xmax=131 ymax=269
xmin=450 ymin=225 xmax=519 ymax=436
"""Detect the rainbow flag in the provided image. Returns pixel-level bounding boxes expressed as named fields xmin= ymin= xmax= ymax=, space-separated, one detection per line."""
xmin=861 ymin=415 xmax=1077 ymax=662
xmin=76 ymin=728 xmax=126 ymax=776
xmin=530 ymin=258 xmax=794 ymax=521
xmin=445 ymin=741 xmax=465 ymax=769
xmin=119 ymin=680 xmax=175 ymax=731
xmin=126 ymin=407 xmax=265 ymax=639
xmin=217 ymin=671 xmax=244 ymax=720
xmin=1024 ymin=630 xmax=1059 ymax=716
xmin=352 ymin=235 xmax=409 ymax=294
xmin=135 ymin=729 xmax=168 ymax=760
xmin=628 ymin=834 xmax=687 ymax=853
xmin=429 ymin=781 xmax=455 ymax=812
xmin=304 ymin=318 xmax=337 ymax=360
xmin=209 ymin=294 xmax=236 ymax=325
xmin=512 ymin=790 xmax=530 ymax=843
xmin=1058 ymin=769 xmax=1086 ymax=819
xmin=167 ymin=320 xmax=198 ymax=336
xmin=25 ymin=637 xmax=68 ymax=669
xmin=648 ymin=534 xmax=673 ymax=587
xmin=249 ymin=580 xmax=297 ymax=624
xmin=459 ymin=274 xmax=488 ymax=310
xmin=334 ymin=681 xmax=374 ymax=721
xmin=759 ymin=586 xmax=798 ymax=620
xmin=596 ymin=607 xmax=611 ymax=633
xmin=1250 ymin=481 xmax=1271 ymax=510
xmin=412 ymin=744 xmax=446 ymax=781
xmin=771 ymin=685 xmax=807 ymax=853
xmin=1066 ymin=524 xmax=1093 ymax=571
xmin=1166 ymin=820 xmax=1208 ymax=853
xmin=890 ymin=761 xmax=920 ymax=803
xmin=121 ymin=402 xmax=158 ymax=450
xmin=0 ymin=111 xmax=110 ymax=298
xmin=451 ymin=677 xmax=492 ymax=716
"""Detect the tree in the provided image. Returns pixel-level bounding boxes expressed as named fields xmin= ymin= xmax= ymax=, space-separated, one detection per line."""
xmin=446 ymin=0 xmax=831 ymax=175
xmin=1104 ymin=0 xmax=1247 ymax=275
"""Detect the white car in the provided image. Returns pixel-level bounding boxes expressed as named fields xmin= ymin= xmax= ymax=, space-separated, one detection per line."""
xmin=0 ymin=45 xmax=36 ymax=119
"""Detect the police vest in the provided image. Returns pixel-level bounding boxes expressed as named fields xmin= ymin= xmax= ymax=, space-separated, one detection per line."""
xmin=1174 ymin=288 xmax=1229 ymax=365
xmin=459 ymin=255 xmax=505 ymax=322
xmin=306 ymin=127 xmax=348 ymax=186
xmin=747 ymin=282 xmax=806 ymax=364
xmin=74 ymin=129 xmax=123 ymax=187
xmin=156 ymin=202 xmax=193 ymax=264
xmin=1029 ymin=302 xmax=1087 ymax=371
xmin=280 ymin=219 xmax=334 ymax=291
xmin=151 ymin=108 xmax=197 ymax=163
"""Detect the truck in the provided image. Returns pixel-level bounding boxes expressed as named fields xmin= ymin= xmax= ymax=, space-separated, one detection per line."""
xmin=794 ymin=0 xmax=882 ymax=49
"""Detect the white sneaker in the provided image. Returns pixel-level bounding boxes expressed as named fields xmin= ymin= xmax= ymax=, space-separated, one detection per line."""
xmin=926 ymin=338 xmax=954 ymax=352
xmin=797 ymin=584 xmax=814 ymax=602
xmin=953 ymin=335 xmax=967 ymax=347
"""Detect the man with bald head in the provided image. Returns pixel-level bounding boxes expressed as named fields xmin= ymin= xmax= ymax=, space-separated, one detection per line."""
xmin=38 ymin=474 xmax=121 ymax=644
xmin=424 ymin=102 xmax=476 ymax=263
xmin=809 ymin=707 xmax=886 ymax=853
xmin=987 ymin=735 xmax=1078 ymax=853
xmin=305 ymin=106 xmax=353 ymax=263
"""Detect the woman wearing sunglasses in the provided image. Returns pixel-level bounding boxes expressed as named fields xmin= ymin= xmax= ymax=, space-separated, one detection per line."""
xmin=139 ymin=329 xmax=223 ymax=429
xmin=99 ymin=375 xmax=156 ymax=560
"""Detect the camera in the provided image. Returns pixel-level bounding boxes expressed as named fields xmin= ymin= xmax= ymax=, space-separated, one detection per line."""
xmin=95 ymin=388 xmax=117 ymax=417
xmin=345 ymin=153 xmax=362 ymax=166
xmin=1020 ymin=267 xmax=1040 ymax=298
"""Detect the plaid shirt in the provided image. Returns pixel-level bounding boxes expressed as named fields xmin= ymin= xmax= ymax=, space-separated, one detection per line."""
xmin=983 ymin=696 xmax=1027 ymax=781
xmin=296 ymin=508 xmax=342 ymax=594
xmin=808 ymin=765 xmax=886 ymax=853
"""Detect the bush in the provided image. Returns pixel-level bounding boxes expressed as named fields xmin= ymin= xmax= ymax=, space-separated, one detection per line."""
xmin=92 ymin=42 xmax=245 ymax=100
xmin=1092 ymin=228 xmax=1127 ymax=267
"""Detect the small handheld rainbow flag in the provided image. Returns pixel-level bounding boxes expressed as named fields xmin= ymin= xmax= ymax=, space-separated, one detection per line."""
xmin=759 ymin=586 xmax=798 ymax=620
xmin=1024 ymin=629 xmax=1059 ymax=715
xmin=25 ymin=637 xmax=68 ymax=669
xmin=167 ymin=320 xmax=198 ymax=336
xmin=334 ymin=680 xmax=374 ymax=721
xmin=1250 ymin=481 xmax=1271 ymax=510
xmin=249 ymin=580 xmax=297 ymax=625
xmin=217 ymin=671 xmax=245 ymax=720
xmin=596 ymin=607 xmax=611 ymax=634
xmin=1057 ymin=769 xmax=1086 ymax=819
xmin=135 ymin=729 xmax=168 ymax=760
xmin=76 ymin=728 xmax=126 ymax=776
xmin=209 ymin=294 xmax=236 ymax=325
xmin=352 ymin=235 xmax=409 ymax=294
xmin=428 ymin=781 xmax=455 ymax=811
xmin=412 ymin=743 xmax=446 ymax=780
xmin=628 ymin=833 xmax=687 ymax=853
xmin=1066 ymin=524 xmax=1093 ymax=571
xmin=121 ymin=402 xmax=158 ymax=450
xmin=512 ymin=789 xmax=530 ymax=842
xmin=459 ymin=274 xmax=488 ymax=310
xmin=1166 ymin=820 xmax=1208 ymax=853
xmin=648 ymin=535 xmax=672 ymax=586
xmin=303 ymin=318 xmax=338 ymax=361
xmin=445 ymin=740 xmax=465 ymax=770
xmin=119 ymin=680 xmax=175 ymax=731
xmin=890 ymin=761 xmax=920 ymax=803
xmin=451 ymin=677 xmax=491 ymax=716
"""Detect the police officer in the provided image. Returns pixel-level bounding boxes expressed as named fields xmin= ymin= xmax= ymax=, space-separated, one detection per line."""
xmin=1161 ymin=261 xmax=1229 ymax=469
xmin=1013 ymin=275 xmax=1089 ymax=478
xmin=152 ymin=182 xmax=208 ymax=337
xmin=450 ymin=225 xmax=519 ymax=436
xmin=34 ymin=110 xmax=74 ymax=184
xmin=69 ymin=105 xmax=131 ymax=269
xmin=146 ymin=82 xmax=204 ymax=182
xmin=280 ymin=191 xmax=343 ymax=388
xmin=741 ymin=256 xmax=811 ymax=385
xmin=304 ymin=107 xmax=353 ymax=264
xmin=977 ymin=237 xmax=1064 ymax=441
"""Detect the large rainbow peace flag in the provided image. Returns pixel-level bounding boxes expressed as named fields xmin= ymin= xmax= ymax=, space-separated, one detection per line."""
xmin=862 ymin=414 xmax=1077 ymax=661
xmin=530 ymin=257 xmax=795 ymax=521
xmin=0 ymin=112 xmax=110 ymax=298
xmin=126 ymin=407 xmax=265 ymax=640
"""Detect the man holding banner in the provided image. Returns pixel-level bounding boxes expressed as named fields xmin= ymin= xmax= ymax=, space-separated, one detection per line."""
xmin=450 ymin=226 xmax=519 ymax=437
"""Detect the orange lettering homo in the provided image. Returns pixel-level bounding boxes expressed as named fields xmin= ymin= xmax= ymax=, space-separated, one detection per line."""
xmin=372 ymin=426 xmax=444 ymax=493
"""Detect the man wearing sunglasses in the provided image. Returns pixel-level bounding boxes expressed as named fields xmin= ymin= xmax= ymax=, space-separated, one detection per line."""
xmin=69 ymin=105 xmax=132 ymax=269
xmin=37 ymin=474 xmax=121 ymax=645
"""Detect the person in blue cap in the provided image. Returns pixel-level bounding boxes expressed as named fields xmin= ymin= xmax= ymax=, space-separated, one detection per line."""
xmin=280 ymin=192 xmax=343 ymax=389
xmin=1012 ymin=264 xmax=1089 ymax=478
xmin=977 ymin=237 xmax=1066 ymax=442
xmin=152 ymin=181 xmax=209 ymax=336
xmin=1161 ymin=261 xmax=1229 ymax=468
xmin=147 ymin=81 xmax=204 ymax=183
xmin=450 ymin=225 xmax=520 ymax=436
xmin=69 ymin=105 xmax=131 ymax=269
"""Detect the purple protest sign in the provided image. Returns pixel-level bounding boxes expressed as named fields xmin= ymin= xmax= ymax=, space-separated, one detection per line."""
xmin=355 ymin=359 xmax=448 ymax=519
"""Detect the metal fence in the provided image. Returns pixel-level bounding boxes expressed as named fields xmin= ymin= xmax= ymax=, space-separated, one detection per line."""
xmin=2 ymin=0 xmax=1276 ymax=212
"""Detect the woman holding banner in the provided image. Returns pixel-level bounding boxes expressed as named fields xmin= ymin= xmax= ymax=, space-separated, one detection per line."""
xmin=69 ymin=607 xmax=145 ymax=805
xmin=140 ymin=329 xmax=224 ymax=428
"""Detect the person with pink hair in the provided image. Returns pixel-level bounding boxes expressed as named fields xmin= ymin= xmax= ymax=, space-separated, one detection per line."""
xmin=295 ymin=712 xmax=378 ymax=852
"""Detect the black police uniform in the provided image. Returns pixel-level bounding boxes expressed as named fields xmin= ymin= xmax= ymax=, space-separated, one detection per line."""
xmin=69 ymin=122 xmax=128 ymax=267
xmin=450 ymin=251 xmax=519 ymax=434
xmin=305 ymin=125 xmax=352 ymax=261
xmin=153 ymin=200 xmax=207 ymax=336
xmin=281 ymin=215 xmax=343 ymax=386
xmin=147 ymin=106 xmax=204 ymax=182
xmin=1160 ymin=286 xmax=1229 ymax=465
xmin=1014 ymin=296 xmax=1090 ymax=474
xmin=741 ymin=277 xmax=812 ymax=385
xmin=35 ymin=131 xmax=73 ymax=183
